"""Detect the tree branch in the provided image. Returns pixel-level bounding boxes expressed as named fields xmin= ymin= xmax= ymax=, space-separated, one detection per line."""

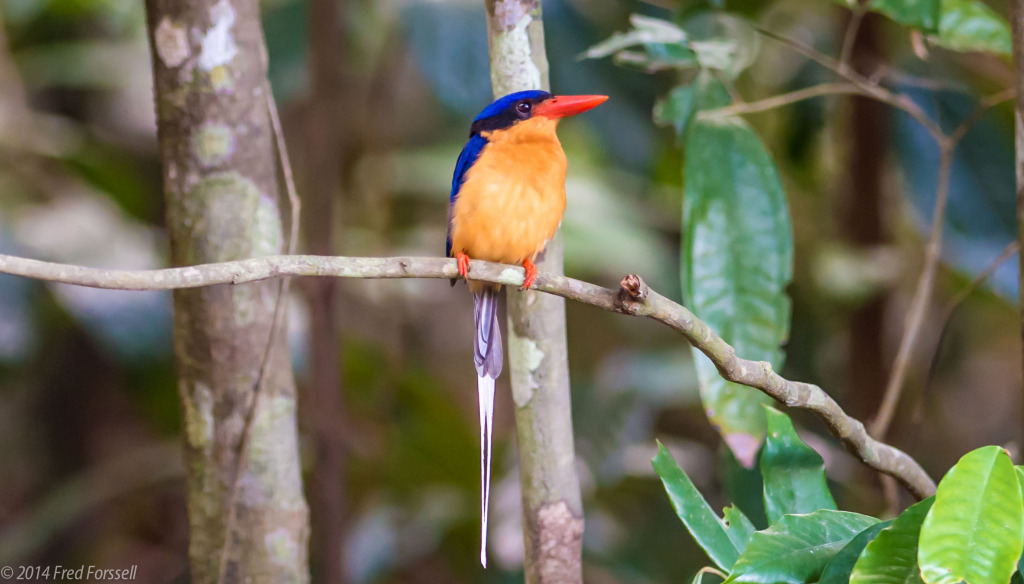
xmin=0 ymin=252 xmax=938 ymax=499
xmin=870 ymin=144 xmax=954 ymax=439
xmin=838 ymin=2 xmax=867 ymax=72
xmin=702 ymin=82 xmax=861 ymax=118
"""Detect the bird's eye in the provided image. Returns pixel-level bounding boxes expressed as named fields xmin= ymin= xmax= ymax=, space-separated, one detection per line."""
xmin=515 ymin=101 xmax=532 ymax=117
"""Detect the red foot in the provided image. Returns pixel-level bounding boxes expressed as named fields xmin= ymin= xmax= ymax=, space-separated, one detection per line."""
xmin=456 ymin=252 xmax=471 ymax=279
xmin=520 ymin=259 xmax=537 ymax=290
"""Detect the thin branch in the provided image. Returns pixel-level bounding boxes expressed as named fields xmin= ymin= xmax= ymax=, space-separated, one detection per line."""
xmin=702 ymin=82 xmax=861 ymax=118
xmin=921 ymin=240 xmax=1020 ymax=414
xmin=838 ymin=3 xmax=867 ymax=72
xmin=948 ymin=87 xmax=1017 ymax=143
xmin=870 ymin=144 xmax=954 ymax=439
xmin=216 ymin=88 xmax=301 ymax=584
xmin=0 ymin=252 xmax=938 ymax=499
xmin=753 ymin=25 xmax=946 ymax=141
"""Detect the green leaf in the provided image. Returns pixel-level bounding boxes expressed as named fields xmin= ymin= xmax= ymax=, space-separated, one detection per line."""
xmin=721 ymin=444 xmax=769 ymax=529
xmin=918 ymin=446 xmax=1024 ymax=584
xmin=682 ymin=77 xmax=793 ymax=468
xmin=655 ymin=84 xmax=697 ymax=138
xmin=867 ymin=0 xmax=940 ymax=31
xmin=724 ymin=505 xmax=757 ymax=554
xmin=929 ymin=0 xmax=1011 ymax=55
xmin=850 ymin=497 xmax=934 ymax=584
xmin=760 ymin=407 xmax=836 ymax=524
xmin=726 ymin=510 xmax=880 ymax=584
xmin=818 ymin=520 xmax=894 ymax=584
xmin=652 ymin=441 xmax=744 ymax=570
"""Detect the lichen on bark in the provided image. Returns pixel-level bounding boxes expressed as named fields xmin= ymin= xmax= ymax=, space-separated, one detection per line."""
xmin=143 ymin=0 xmax=309 ymax=581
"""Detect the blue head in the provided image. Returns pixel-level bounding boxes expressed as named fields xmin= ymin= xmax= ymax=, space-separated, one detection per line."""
xmin=469 ymin=90 xmax=552 ymax=136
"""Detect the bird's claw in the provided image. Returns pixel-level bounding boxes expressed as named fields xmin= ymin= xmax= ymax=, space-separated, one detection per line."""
xmin=520 ymin=259 xmax=537 ymax=290
xmin=456 ymin=252 xmax=471 ymax=279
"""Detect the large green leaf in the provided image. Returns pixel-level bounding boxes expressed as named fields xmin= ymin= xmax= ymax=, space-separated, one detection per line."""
xmin=867 ymin=0 xmax=940 ymax=31
xmin=760 ymin=407 xmax=836 ymax=524
xmin=652 ymin=441 xmax=749 ymax=570
xmin=850 ymin=498 xmax=934 ymax=584
xmin=725 ymin=510 xmax=879 ymax=584
xmin=818 ymin=521 xmax=894 ymax=584
xmin=682 ymin=78 xmax=793 ymax=468
xmin=918 ymin=446 xmax=1024 ymax=584
xmin=929 ymin=0 xmax=1011 ymax=55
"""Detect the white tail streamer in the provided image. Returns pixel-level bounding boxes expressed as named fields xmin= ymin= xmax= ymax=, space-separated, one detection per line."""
xmin=477 ymin=374 xmax=495 ymax=567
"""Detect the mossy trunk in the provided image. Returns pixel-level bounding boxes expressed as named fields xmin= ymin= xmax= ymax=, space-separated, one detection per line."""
xmin=143 ymin=0 xmax=309 ymax=581
xmin=484 ymin=1 xmax=584 ymax=583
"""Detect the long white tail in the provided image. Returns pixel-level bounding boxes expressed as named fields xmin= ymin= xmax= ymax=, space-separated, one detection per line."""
xmin=473 ymin=288 xmax=502 ymax=567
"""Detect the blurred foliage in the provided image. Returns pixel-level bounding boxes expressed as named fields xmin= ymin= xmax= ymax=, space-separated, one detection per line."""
xmin=0 ymin=0 xmax=1020 ymax=582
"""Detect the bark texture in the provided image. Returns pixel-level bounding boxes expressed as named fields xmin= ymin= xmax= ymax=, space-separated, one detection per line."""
xmin=484 ymin=1 xmax=584 ymax=582
xmin=143 ymin=1 xmax=309 ymax=581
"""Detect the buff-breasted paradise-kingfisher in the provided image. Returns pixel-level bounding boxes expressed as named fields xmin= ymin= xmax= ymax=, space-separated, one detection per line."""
xmin=447 ymin=90 xmax=607 ymax=566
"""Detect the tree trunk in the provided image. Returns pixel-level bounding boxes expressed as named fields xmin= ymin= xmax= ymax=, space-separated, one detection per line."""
xmin=300 ymin=0 xmax=348 ymax=580
xmin=841 ymin=15 xmax=889 ymax=419
xmin=484 ymin=1 xmax=584 ymax=583
xmin=144 ymin=1 xmax=309 ymax=581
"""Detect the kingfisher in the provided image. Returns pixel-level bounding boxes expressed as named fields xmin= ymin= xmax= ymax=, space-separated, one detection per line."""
xmin=447 ymin=90 xmax=607 ymax=566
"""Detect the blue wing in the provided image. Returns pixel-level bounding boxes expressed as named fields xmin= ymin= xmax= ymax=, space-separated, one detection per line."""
xmin=448 ymin=134 xmax=489 ymax=257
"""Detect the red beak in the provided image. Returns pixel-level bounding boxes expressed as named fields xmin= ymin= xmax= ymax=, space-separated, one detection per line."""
xmin=534 ymin=94 xmax=609 ymax=119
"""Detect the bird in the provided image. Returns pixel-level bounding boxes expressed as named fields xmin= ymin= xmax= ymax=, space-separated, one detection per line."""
xmin=447 ymin=89 xmax=607 ymax=567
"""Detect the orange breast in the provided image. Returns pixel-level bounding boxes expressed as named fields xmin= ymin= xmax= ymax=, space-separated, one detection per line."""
xmin=450 ymin=116 xmax=568 ymax=266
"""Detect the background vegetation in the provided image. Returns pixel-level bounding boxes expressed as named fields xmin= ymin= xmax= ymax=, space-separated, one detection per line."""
xmin=0 ymin=0 xmax=1019 ymax=582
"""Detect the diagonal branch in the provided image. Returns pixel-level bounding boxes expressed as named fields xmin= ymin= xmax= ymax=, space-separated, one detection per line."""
xmin=0 ymin=252 xmax=938 ymax=499
xmin=870 ymin=144 xmax=953 ymax=439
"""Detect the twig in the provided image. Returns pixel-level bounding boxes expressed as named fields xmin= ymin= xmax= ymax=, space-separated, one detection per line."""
xmin=922 ymin=240 xmax=1020 ymax=413
xmin=215 ymin=87 xmax=301 ymax=584
xmin=948 ymin=87 xmax=1017 ymax=143
xmin=752 ymin=25 xmax=946 ymax=141
xmin=870 ymin=144 xmax=954 ymax=439
xmin=0 ymin=253 xmax=938 ymax=499
xmin=702 ymin=82 xmax=861 ymax=118
xmin=838 ymin=3 xmax=867 ymax=72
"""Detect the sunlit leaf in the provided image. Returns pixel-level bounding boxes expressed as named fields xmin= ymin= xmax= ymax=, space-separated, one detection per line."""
xmin=760 ymin=407 xmax=836 ymax=524
xmin=818 ymin=520 xmax=894 ymax=584
xmin=929 ymin=0 xmax=1011 ymax=55
xmin=868 ymin=0 xmax=940 ymax=31
xmin=918 ymin=446 xmax=1024 ymax=584
xmin=850 ymin=498 xmax=934 ymax=584
xmin=681 ymin=11 xmax=759 ymax=78
xmin=725 ymin=510 xmax=880 ymax=584
xmin=652 ymin=441 xmax=745 ymax=570
xmin=683 ymin=75 xmax=793 ymax=467
xmin=582 ymin=14 xmax=686 ymax=60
